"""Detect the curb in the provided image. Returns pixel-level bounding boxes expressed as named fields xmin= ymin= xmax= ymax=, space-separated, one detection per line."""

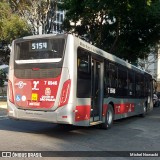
xmin=0 ymin=101 xmax=7 ymax=109
xmin=0 ymin=105 xmax=7 ymax=109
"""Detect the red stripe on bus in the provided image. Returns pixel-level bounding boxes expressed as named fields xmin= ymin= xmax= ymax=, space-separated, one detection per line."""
xmin=75 ymin=105 xmax=91 ymax=122
xmin=114 ymin=103 xmax=135 ymax=114
xmin=8 ymin=80 xmax=14 ymax=104
xmin=103 ymin=104 xmax=108 ymax=116
xmin=59 ymin=79 xmax=71 ymax=107
xmin=32 ymin=68 xmax=40 ymax=71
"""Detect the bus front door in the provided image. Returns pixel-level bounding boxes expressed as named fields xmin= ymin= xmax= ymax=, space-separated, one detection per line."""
xmin=90 ymin=59 xmax=103 ymax=123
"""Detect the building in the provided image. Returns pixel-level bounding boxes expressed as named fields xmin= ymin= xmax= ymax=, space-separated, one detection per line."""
xmin=30 ymin=0 xmax=65 ymax=35
xmin=52 ymin=9 xmax=65 ymax=34
xmin=138 ymin=44 xmax=160 ymax=91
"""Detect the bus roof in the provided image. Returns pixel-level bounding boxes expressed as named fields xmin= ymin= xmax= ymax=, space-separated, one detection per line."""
xmin=14 ymin=34 xmax=67 ymax=41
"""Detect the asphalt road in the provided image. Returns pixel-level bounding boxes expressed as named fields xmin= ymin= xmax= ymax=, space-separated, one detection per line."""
xmin=0 ymin=107 xmax=160 ymax=160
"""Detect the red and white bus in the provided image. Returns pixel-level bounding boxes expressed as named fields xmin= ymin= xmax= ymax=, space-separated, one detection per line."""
xmin=7 ymin=34 xmax=153 ymax=129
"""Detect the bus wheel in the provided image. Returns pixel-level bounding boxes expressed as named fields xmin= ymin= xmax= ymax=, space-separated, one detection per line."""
xmin=140 ymin=105 xmax=147 ymax=117
xmin=100 ymin=104 xmax=114 ymax=129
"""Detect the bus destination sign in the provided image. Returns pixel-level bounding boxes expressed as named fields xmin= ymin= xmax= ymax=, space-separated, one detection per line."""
xmin=30 ymin=42 xmax=48 ymax=51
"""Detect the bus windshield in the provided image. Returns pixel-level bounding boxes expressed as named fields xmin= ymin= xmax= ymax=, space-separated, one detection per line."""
xmin=14 ymin=38 xmax=65 ymax=62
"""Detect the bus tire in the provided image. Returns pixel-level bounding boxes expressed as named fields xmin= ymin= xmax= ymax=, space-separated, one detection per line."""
xmin=100 ymin=104 xmax=114 ymax=129
xmin=140 ymin=105 xmax=147 ymax=117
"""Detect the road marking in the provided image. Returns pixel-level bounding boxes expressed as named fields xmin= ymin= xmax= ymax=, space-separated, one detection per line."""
xmin=0 ymin=115 xmax=8 ymax=117
xmin=0 ymin=115 xmax=8 ymax=120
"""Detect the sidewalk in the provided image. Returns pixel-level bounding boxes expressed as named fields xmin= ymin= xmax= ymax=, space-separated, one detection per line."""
xmin=0 ymin=101 xmax=7 ymax=109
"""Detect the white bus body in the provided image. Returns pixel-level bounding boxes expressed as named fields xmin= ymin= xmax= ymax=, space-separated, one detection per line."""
xmin=7 ymin=34 xmax=153 ymax=129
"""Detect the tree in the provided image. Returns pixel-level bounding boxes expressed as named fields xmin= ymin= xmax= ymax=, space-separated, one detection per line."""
xmin=0 ymin=68 xmax=7 ymax=97
xmin=0 ymin=0 xmax=31 ymax=64
xmin=60 ymin=0 xmax=160 ymax=63
xmin=0 ymin=41 xmax=10 ymax=65
xmin=9 ymin=0 xmax=58 ymax=35
xmin=0 ymin=69 xmax=6 ymax=88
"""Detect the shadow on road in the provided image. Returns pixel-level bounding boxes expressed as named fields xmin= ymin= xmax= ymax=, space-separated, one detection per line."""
xmin=0 ymin=107 xmax=159 ymax=139
xmin=0 ymin=108 xmax=99 ymax=137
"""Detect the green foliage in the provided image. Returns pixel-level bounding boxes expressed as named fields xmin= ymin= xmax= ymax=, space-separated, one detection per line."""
xmin=0 ymin=1 xmax=31 ymax=64
xmin=0 ymin=69 xmax=6 ymax=87
xmin=9 ymin=0 xmax=58 ymax=35
xmin=2 ymin=15 xmax=31 ymax=42
xmin=60 ymin=0 xmax=160 ymax=63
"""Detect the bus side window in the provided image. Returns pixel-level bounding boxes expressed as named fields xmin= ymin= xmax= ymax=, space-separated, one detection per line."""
xmin=109 ymin=63 xmax=117 ymax=88
xmin=77 ymin=47 xmax=91 ymax=98
xmin=104 ymin=61 xmax=110 ymax=96
xmin=117 ymin=67 xmax=127 ymax=97
xmin=135 ymin=74 xmax=143 ymax=97
xmin=128 ymin=71 xmax=135 ymax=96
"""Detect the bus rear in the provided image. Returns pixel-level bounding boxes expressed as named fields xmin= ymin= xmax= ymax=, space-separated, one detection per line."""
xmin=7 ymin=34 xmax=74 ymax=124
